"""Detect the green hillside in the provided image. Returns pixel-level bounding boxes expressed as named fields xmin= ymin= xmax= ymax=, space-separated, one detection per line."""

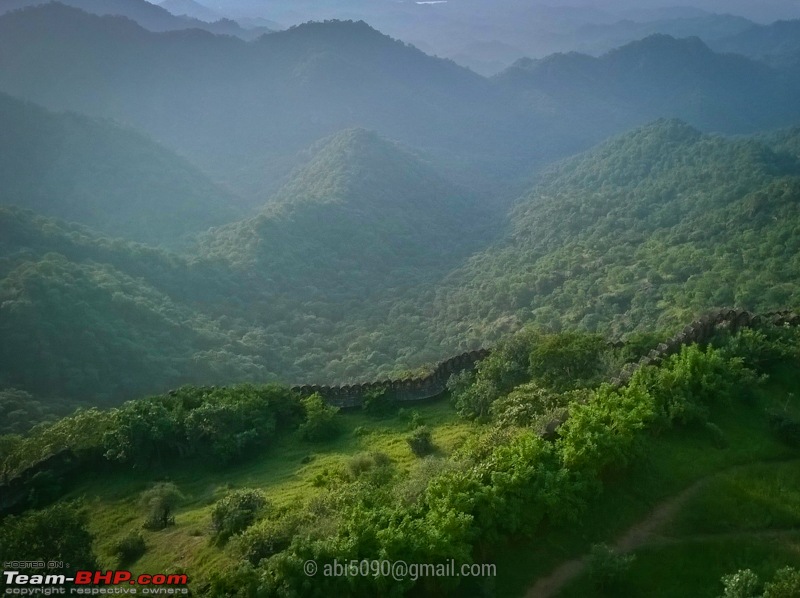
xmin=0 ymin=128 xmax=494 ymax=414
xmin=200 ymin=128 xmax=493 ymax=291
xmin=414 ymin=120 xmax=800 ymax=346
xmin=2 ymin=316 xmax=799 ymax=597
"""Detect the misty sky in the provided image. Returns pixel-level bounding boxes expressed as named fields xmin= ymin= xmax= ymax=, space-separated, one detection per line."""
xmin=164 ymin=0 xmax=800 ymax=24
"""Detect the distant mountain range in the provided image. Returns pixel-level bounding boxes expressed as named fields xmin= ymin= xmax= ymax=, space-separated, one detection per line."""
xmin=495 ymin=34 xmax=800 ymax=134
xmin=1 ymin=3 xmax=799 ymax=203
xmin=710 ymin=19 xmax=800 ymax=67
xmin=0 ymin=0 xmax=273 ymax=39
xmin=158 ymin=0 xmax=219 ymax=22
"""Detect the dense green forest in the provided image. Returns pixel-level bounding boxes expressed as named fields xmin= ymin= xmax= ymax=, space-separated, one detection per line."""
xmin=412 ymin=120 xmax=800 ymax=342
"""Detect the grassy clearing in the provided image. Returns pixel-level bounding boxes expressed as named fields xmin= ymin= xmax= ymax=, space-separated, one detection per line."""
xmin=560 ymin=535 xmax=800 ymax=598
xmin=494 ymin=366 xmax=800 ymax=597
xmin=65 ymin=398 xmax=474 ymax=578
xmin=666 ymin=461 xmax=800 ymax=536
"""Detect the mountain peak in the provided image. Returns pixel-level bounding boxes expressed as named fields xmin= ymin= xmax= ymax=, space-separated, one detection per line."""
xmin=269 ymin=127 xmax=448 ymax=212
xmin=605 ymin=33 xmax=714 ymax=64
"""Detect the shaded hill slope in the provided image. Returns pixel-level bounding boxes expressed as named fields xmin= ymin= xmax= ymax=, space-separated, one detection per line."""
xmin=0 ymin=93 xmax=242 ymax=246
xmin=495 ymin=34 xmax=800 ymax=135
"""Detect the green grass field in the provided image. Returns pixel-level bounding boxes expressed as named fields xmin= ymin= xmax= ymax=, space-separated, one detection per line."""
xmin=64 ymin=399 xmax=475 ymax=579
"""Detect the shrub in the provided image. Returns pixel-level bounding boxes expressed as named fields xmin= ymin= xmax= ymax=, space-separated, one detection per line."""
xmin=451 ymin=378 xmax=500 ymax=421
xmin=211 ymin=489 xmax=270 ymax=543
xmin=588 ymin=544 xmax=635 ymax=590
xmin=233 ymin=515 xmax=299 ymax=565
xmin=528 ymin=332 xmax=608 ymax=391
xmin=719 ymin=569 xmax=761 ymax=598
xmin=346 ymin=452 xmax=394 ymax=485
xmin=409 ymin=410 xmax=425 ymax=430
xmin=362 ymin=389 xmax=397 ymax=416
xmin=767 ymin=412 xmax=800 ymax=447
xmin=397 ymin=457 xmax=458 ymax=505
xmin=558 ymin=384 xmax=655 ymax=474
xmin=630 ymin=344 xmax=759 ymax=428
xmin=407 ymin=426 xmax=435 ymax=457
xmin=490 ymin=382 xmax=568 ymax=427
xmin=140 ymin=482 xmax=183 ymax=530
xmin=113 ymin=531 xmax=146 ymax=566
xmin=297 ymin=393 xmax=341 ymax=442
xmin=764 ymin=567 xmax=800 ymax=598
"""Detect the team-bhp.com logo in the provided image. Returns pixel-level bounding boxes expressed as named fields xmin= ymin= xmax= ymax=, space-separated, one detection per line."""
xmin=3 ymin=570 xmax=188 ymax=594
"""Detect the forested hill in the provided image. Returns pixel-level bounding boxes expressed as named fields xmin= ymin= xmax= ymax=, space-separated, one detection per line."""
xmin=413 ymin=120 xmax=800 ymax=343
xmin=0 ymin=129 xmax=495 ymax=415
xmin=0 ymin=93 xmax=242 ymax=245
xmin=3 ymin=122 xmax=800 ymax=427
xmin=0 ymin=208 xmax=272 ymax=410
xmin=199 ymin=129 xmax=494 ymax=290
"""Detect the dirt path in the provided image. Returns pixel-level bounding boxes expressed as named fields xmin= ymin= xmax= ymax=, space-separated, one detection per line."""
xmin=525 ymin=458 xmax=800 ymax=598
xmin=523 ymin=456 xmax=800 ymax=598
xmin=524 ymin=477 xmax=707 ymax=598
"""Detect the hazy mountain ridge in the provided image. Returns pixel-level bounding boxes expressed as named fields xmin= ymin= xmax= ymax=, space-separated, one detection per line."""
xmin=6 ymin=4 xmax=799 ymax=205
xmin=495 ymin=34 xmax=799 ymax=134
xmin=710 ymin=18 xmax=800 ymax=67
xmin=0 ymin=0 xmax=273 ymax=39
xmin=0 ymin=4 xmax=514 ymax=200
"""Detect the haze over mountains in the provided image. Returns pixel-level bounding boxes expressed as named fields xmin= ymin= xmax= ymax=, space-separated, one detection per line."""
xmin=0 ymin=93 xmax=241 ymax=244
xmin=136 ymin=0 xmax=800 ymax=74
xmin=0 ymin=0 xmax=275 ymax=38
xmin=2 ymin=2 xmax=800 ymax=204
